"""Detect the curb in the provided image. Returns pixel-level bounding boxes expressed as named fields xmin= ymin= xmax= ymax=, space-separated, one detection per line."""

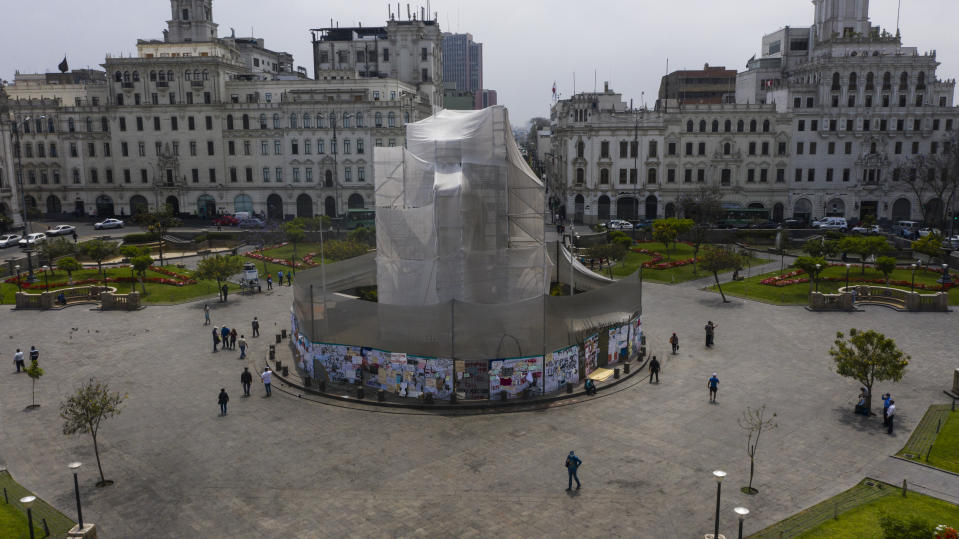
xmin=890 ymin=455 xmax=959 ymax=478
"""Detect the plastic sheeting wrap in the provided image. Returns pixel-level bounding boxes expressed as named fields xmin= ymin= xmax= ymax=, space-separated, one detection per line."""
xmin=375 ymin=106 xmax=548 ymax=306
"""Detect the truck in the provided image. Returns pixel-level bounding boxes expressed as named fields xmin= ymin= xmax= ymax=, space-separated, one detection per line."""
xmin=239 ymin=262 xmax=261 ymax=293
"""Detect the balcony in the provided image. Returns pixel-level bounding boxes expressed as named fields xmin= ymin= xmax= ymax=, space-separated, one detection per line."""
xmin=121 ymin=82 xmax=134 ymax=90
xmin=156 ymin=81 xmax=169 ymax=88
xmin=191 ymin=81 xmax=204 ymax=88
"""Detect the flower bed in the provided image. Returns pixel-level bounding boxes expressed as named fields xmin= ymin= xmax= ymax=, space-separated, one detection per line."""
xmin=759 ymin=268 xmax=955 ymax=290
xmin=629 ymin=247 xmax=698 ymax=270
xmin=245 ymin=242 xmax=309 ymax=268
xmin=4 ymin=266 xmax=197 ymax=290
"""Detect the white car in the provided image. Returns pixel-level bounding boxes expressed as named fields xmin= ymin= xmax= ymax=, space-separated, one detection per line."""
xmin=851 ymin=224 xmax=880 ymax=235
xmin=46 ymin=224 xmax=77 ymax=236
xmin=918 ymin=227 xmax=941 ymax=238
xmin=607 ymin=219 xmax=634 ymax=230
xmin=18 ymin=233 xmax=47 ymax=247
xmin=0 ymin=234 xmax=22 ymax=248
xmin=947 ymin=236 xmax=959 ymax=250
xmin=94 ymin=218 xmax=124 ymax=230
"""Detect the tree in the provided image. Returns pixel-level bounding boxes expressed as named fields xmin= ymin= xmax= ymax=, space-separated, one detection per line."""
xmin=282 ymin=222 xmax=306 ymax=275
xmin=652 ymin=218 xmax=693 ymax=259
xmin=120 ymin=245 xmax=148 ymax=293
xmin=194 ymin=255 xmax=244 ymax=302
xmin=80 ymin=239 xmax=120 ymax=286
xmin=57 ymin=256 xmax=81 ymax=283
xmin=677 ymin=186 xmax=724 ymax=274
xmin=131 ymin=254 xmax=153 ymax=295
xmin=700 ymin=246 xmax=743 ymax=303
xmin=738 ymin=405 xmax=778 ymax=494
xmin=134 ymin=204 xmax=181 ymax=266
xmin=25 ymin=359 xmax=43 ymax=408
xmin=839 ymin=236 xmax=890 ymax=274
xmin=347 ymin=225 xmax=375 ymax=246
xmin=829 ymin=328 xmax=909 ymax=415
xmin=39 ymin=237 xmax=76 ymax=267
xmin=875 ymin=256 xmax=897 ymax=284
xmin=912 ymin=232 xmax=945 ymax=267
xmin=60 ymin=378 xmax=127 ymax=487
xmin=802 ymin=237 xmax=839 ymax=259
xmin=793 ymin=256 xmax=827 ymax=292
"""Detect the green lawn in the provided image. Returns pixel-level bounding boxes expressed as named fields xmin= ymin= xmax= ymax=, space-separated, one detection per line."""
xmin=247 ymin=242 xmax=372 ymax=281
xmin=753 ymin=478 xmax=959 ymax=538
xmin=0 ymin=470 xmax=74 ymax=538
xmin=610 ymin=242 xmax=769 ymax=283
xmin=897 ymin=408 xmax=959 ymax=474
xmin=1 ymin=265 xmax=238 ymax=305
xmin=708 ymin=264 xmax=959 ymax=305
xmin=0 ymin=503 xmax=43 ymax=539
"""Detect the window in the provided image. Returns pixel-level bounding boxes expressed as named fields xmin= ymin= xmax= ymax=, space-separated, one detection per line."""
xmin=73 ymin=169 xmax=81 ymax=184
xmin=862 ymin=119 xmax=870 ymax=131
xmin=796 ymin=142 xmax=804 ymax=155
xmin=317 ymin=140 xmax=325 ymax=154
xmin=243 ymin=140 xmax=251 ymax=156
xmin=826 ymin=169 xmax=834 ymax=182
xmin=667 ymin=142 xmax=676 ymax=156
xmin=807 ymin=169 xmax=815 ymax=182
xmin=724 ymin=143 xmax=731 ymax=156
xmin=306 ymin=168 xmax=313 ymax=183
xmin=762 ymin=120 xmax=770 ymax=133
xmin=761 ymin=142 xmax=769 ymax=156
xmin=375 ymin=112 xmax=383 ymax=127
xmin=291 ymin=139 xmax=299 ymax=155
xmin=273 ymin=114 xmax=281 ymax=128
xmin=699 ymin=120 xmax=706 ymax=132
xmin=619 ymin=141 xmax=628 ymax=158
xmin=49 ymin=143 xmax=57 ymax=157
xmin=228 ymin=141 xmax=236 ymax=155
xmin=70 ymin=143 xmax=78 ymax=158
xmin=747 ymin=169 xmax=755 ymax=183
xmin=208 ymin=169 xmax=216 ymax=183
xmin=388 ymin=138 xmax=396 ymax=147
xmin=262 ymin=168 xmax=270 ymax=182
xmin=811 ymin=120 xmax=818 ymax=131
xmin=290 ymin=114 xmax=297 ymax=129
xmin=667 ymin=169 xmax=676 ymax=183
xmin=230 ymin=167 xmax=238 ymax=183
xmin=697 ymin=169 xmax=705 ymax=183
xmin=648 ymin=140 xmax=657 ymax=157
xmin=794 ymin=97 xmax=801 ymax=109
xmin=737 ymin=120 xmax=744 ymax=132
xmin=912 ymin=141 xmax=919 ymax=154
xmin=600 ymin=169 xmax=609 ymax=184
xmin=189 ymin=141 xmax=197 ymax=156
xmin=358 ymin=166 xmax=367 ymax=182
xmin=798 ymin=120 xmax=805 ymax=132
xmin=698 ymin=142 xmax=706 ymax=156
xmin=356 ymin=113 xmax=364 ymax=127
xmin=914 ymin=119 xmax=922 ymax=131
xmin=748 ymin=142 xmax=756 ymax=155
xmin=207 ymin=141 xmax=215 ymax=156
xmin=933 ymin=119 xmax=941 ymax=130
xmin=684 ymin=169 xmax=692 ymax=184
xmin=304 ymin=140 xmax=311 ymax=155
xmin=344 ymin=167 xmax=352 ymax=182
xmin=880 ymin=119 xmax=887 ymax=131
xmin=720 ymin=169 xmax=731 ymax=186
xmin=685 ymin=142 xmax=693 ymax=156
xmin=794 ymin=169 xmax=802 ymax=182
xmin=806 ymin=97 xmax=814 ymax=108
xmin=846 ymin=119 xmax=854 ymax=131
xmin=154 ymin=117 xmax=161 ymax=131
xmin=844 ymin=142 xmax=852 ymax=155
xmin=121 ymin=142 xmax=129 ymax=157
xmin=629 ymin=169 xmax=637 ymax=184
xmin=647 ymin=168 xmax=657 ymax=184
xmin=575 ymin=168 xmax=585 ymax=184
xmin=600 ymin=141 xmax=609 ymax=158
xmin=809 ymin=142 xmax=817 ymax=155
xmin=686 ymin=120 xmax=693 ymax=133
xmin=724 ymin=120 xmax=731 ymax=132
xmin=140 ymin=169 xmax=148 ymax=183
xmin=356 ymin=139 xmax=364 ymax=154
xmin=90 ymin=169 xmax=99 ymax=183
xmin=275 ymin=168 xmax=283 ymax=182
xmin=630 ymin=141 xmax=638 ymax=158
xmin=388 ymin=112 xmax=396 ymax=127
xmin=711 ymin=120 xmax=719 ymax=133
xmin=292 ymin=168 xmax=300 ymax=183
xmin=932 ymin=142 xmax=939 ymax=154
xmin=777 ymin=142 xmax=786 ymax=156
xmin=776 ymin=168 xmax=785 ymax=183
xmin=343 ymin=140 xmax=351 ymax=154
xmin=87 ymin=142 xmax=96 ymax=157
xmin=895 ymin=141 xmax=902 ymax=154
xmin=843 ymin=169 xmax=850 ymax=182
xmin=828 ymin=142 xmax=836 ymax=154
xmin=749 ymin=120 xmax=757 ymax=133
xmin=274 ymin=140 xmax=282 ymax=155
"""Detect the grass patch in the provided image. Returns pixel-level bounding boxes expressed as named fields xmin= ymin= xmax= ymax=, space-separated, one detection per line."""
xmin=897 ymin=406 xmax=959 ymax=474
xmin=708 ymin=264 xmax=959 ymax=305
xmin=610 ymin=242 xmax=769 ymax=283
xmin=0 ymin=470 xmax=74 ymax=538
xmin=753 ymin=478 xmax=959 ymax=538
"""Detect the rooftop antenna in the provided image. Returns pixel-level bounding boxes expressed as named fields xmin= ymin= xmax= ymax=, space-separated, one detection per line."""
xmin=407 ymin=3 xmax=411 ymax=20
xmin=664 ymin=58 xmax=669 ymax=113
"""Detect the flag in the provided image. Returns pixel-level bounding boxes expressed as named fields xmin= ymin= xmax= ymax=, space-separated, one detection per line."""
xmin=58 ymin=56 xmax=68 ymax=73
xmin=552 ymin=81 xmax=556 ymax=97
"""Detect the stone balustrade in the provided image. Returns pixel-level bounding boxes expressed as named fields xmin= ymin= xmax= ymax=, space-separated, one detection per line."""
xmin=809 ymin=286 xmax=949 ymax=312
xmin=14 ymin=286 xmax=141 ymax=311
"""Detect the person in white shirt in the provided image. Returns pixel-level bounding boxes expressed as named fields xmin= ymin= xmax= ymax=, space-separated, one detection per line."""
xmin=13 ymin=349 xmax=24 ymax=373
xmin=261 ymin=367 xmax=272 ymax=397
xmin=525 ymin=371 xmax=535 ymax=393
xmin=886 ymin=401 xmax=896 ymax=434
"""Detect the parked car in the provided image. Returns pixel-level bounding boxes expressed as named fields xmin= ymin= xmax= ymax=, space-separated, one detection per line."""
xmin=0 ymin=234 xmax=22 ymax=248
xmin=607 ymin=219 xmax=633 ymax=230
xmin=212 ymin=215 xmax=239 ymax=227
xmin=892 ymin=220 xmax=921 ymax=239
xmin=748 ymin=220 xmax=778 ymax=229
xmin=45 ymin=224 xmax=77 ymax=236
xmin=94 ymin=218 xmax=124 ymax=230
xmin=918 ymin=227 xmax=941 ymax=238
xmin=781 ymin=218 xmax=807 ymax=229
xmin=946 ymin=235 xmax=959 ymax=250
xmin=850 ymin=224 xmax=881 ymax=235
xmin=632 ymin=219 xmax=655 ymax=230
xmin=817 ymin=217 xmax=848 ymax=230
xmin=238 ymin=217 xmax=266 ymax=229
xmin=18 ymin=232 xmax=47 ymax=247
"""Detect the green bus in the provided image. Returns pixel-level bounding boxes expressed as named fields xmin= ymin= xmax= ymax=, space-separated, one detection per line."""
xmin=717 ymin=207 xmax=771 ymax=229
xmin=344 ymin=208 xmax=376 ymax=230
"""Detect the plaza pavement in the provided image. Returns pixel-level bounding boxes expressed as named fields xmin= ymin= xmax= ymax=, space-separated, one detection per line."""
xmin=0 ymin=275 xmax=957 ymax=538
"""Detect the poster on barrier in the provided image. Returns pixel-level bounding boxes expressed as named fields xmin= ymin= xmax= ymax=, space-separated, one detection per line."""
xmin=584 ymin=333 xmax=599 ymax=376
xmin=459 ymin=360 xmax=489 ymax=400
xmin=489 ymin=356 xmax=543 ymax=399
xmin=379 ymin=352 xmax=409 ymax=394
xmin=545 ymin=345 xmax=580 ymax=393
xmin=608 ymin=325 xmax=629 ymax=365
xmin=628 ymin=316 xmax=642 ymax=359
xmin=422 ymin=358 xmax=454 ymax=400
xmin=314 ymin=343 xmax=349 ymax=382
xmin=361 ymin=347 xmax=390 ymax=389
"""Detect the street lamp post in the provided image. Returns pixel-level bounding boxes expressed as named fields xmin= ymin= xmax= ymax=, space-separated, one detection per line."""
xmin=939 ymin=263 xmax=953 ymax=288
xmin=712 ymin=470 xmax=726 ymax=539
xmin=68 ymin=462 xmax=84 ymax=530
xmin=815 ymin=263 xmax=822 ymax=293
xmin=845 ymin=263 xmax=851 ymax=292
xmin=20 ymin=495 xmax=36 ymax=539
xmin=42 ymin=265 xmax=49 ymax=290
xmin=14 ymin=264 xmax=22 ymax=293
xmin=911 ymin=263 xmax=917 ymax=292
xmin=734 ymin=507 xmax=750 ymax=539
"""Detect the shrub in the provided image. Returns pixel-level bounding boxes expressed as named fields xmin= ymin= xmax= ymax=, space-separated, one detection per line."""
xmin=120 ymin=233 xmax=156 ymax=244
xmin=612 ymin=235 xmax=632 ymax=251
xmin=878 ymin=512 xmax=935 ymax=539
xmin=323 ymin=240 xmax=369 ymax=261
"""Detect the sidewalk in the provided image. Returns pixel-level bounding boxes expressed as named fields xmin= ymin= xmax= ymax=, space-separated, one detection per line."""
xmin=868 ymin=456 xmax=959 ymax=504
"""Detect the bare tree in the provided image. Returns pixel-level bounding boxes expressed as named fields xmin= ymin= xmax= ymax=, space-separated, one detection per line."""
xmin=893 ymin=130 xmax=959 ymax=227
xmin=738 ymin=405 xmax=778 ymax=494
xmin=677 ymin=185 xmax=724 ymax=274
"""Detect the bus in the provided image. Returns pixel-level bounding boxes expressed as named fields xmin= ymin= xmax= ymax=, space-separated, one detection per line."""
xmin=716 ymin=207 xmax=771 ymax=229
xmin=344 ymin=208 xmax=376 ymax=230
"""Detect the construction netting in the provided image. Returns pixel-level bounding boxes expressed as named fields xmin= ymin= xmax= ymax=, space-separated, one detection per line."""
xmin=374 ymin=106 xmax=548 ymax=305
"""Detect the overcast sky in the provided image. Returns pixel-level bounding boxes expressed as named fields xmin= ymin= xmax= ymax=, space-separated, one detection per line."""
xmin=2 ymin=0 xmax=957 ymax=126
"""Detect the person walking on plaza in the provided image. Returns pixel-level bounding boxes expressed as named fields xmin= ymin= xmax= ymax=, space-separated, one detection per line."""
xmin=229 ymin=328 xmax=238 ymax=350
xmin=266 ymin=275 xmax=273 ymax=290
xmin=565 ymin=451 xmax=582 ymax=491
xmin=29 ymin=346 xmax=39 ymax=364
xmin=882 ymin=393 xmax=892 ymax=426
xmin=204 ymin=304 xmax=211 ymax=325
xmin=212 ymin=327 xmax=221 ymax=352
xmin=238 ymin=335 xmax=247 ymax=359
xmin=886 ymin=400 xmax=896 ymax=434
xmin=221 ymin=326 xmax=231 ymax=349
xmin=261 ymin=367 xmax=272 ymax=397
xmin=252 ymin=317 xmax=260 ymax=337
xmin=704 ymin=321 xmax=717 ymax=348
xmin=221 ymin=284 xmax=229 ymax=302
xmin=13 ymin=349 xmax=25 ymax=373
xmin=218 ymin=388 xmax=230 ymax=416
xmin=277 ymin=270 xmax=284 ymax=286
xmin=241 ymin=367 xmax=253 ymax=397
xmin=707 ymin=373 xmax=720 ymax=403
xmin=669 ymin=333 xmax=679 ymax=354
xmin=649 ymin=356 xmax=660 ymax=383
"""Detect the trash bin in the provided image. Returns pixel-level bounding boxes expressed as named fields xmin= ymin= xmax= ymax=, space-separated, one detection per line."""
xmin=275 ymin=360 xmax=282 ymax=372
xmin=377 ymin=389 xmax=385 ymax=402
xmin=275 ymin=334 xmax=281 ymax=344
xmin=500 ymin=390 xmax=508 ymax=402
xmin=317 ymin=380 xmax=326 ymax=392
xmin=356 ymin=387 xmax=364 ymax=399
xmin=614 ymin=368 xmax=620 ymax=379
xmin=282 ymin=366 xmax=289 ymax=377
xmin=303 ymin=375 xmax=312 ymax=387
xmin=623 ymin=363 xmax=630 ymax=374
xmin=566 ymin=382 xmax=573 ymax=394
xmin=281 ymin=329 xmax=287 ymax=339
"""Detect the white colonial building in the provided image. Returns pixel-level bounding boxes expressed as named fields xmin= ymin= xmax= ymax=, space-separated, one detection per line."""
xmin=551 ymin=0 xmax=959 ymax=226
xmin=1 ymin=0 xmax=437 ymax=223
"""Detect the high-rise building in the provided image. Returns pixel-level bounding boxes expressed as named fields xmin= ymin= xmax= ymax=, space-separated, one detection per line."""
xmin=442 ymin=32 xmax=495 ymax=109
xmin=657 ymin=64 xmax=737 ymax=108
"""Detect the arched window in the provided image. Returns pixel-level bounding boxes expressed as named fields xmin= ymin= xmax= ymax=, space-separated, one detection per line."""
xmin=67 ymin=118 xmax=75 ymax=132
xmin=762 ymin=119 xmax=770 ymax=132
xmin=289 ymin=114 xmax=297 ymax=128
xmin=723 ymin=142 xmax=731 ymax=155
xmin=167 ymin=70 xmax=174 ymax=81
xmin=114 ymin=71 xmax=122 ymax=82
xmin=100 ymin=117 xmax=108 ymax=132
xmin=159 ymin=70 xmax=167 ymax=82
xmin=150 ymin=71 xmax=157 ymax=81
xmin=132 ymin=71 xmax=140 ymax=82
xmin=748 ymin=119 xmax=757 ymax=132
xmin=226 ymin=115 xmax=234 ymax=130
xmin=316 ymin=114 xmax=325 ymax=128
xmin=329 ymin=112 xmax=336 ymax=127
xmin=831 ymin=72 xmax=841 ymax=90
xmin=576 ymin=141 xmax=585 ymax=158
xmin=193 ymin=70 xmax=201 ymax=80
xmin=85 ymin=117 xmax=93 ymax=132
xmin=272 ymin=114 xmax=280 ymax=128
xmin=374 ymin=112 xmax=382 ymax=127
xmin=724 ymin=120 xmax=731 ymax=132
xmin=123 ymin=71 xmax=130 ymax=82
xmin=184 ymin=70 xmax=191 ymax=81
xmin=699 ymin=119 xmax=706 ymax=132
xmin=866 ymin=72 xmax=875 ymax=90
xmin=303 ymin=114 xmax=311 ymax=128
xmin=848 ymin=72 xmax=857 ymax=89
xmin=202 ymin=70 xmax=209 ymax=81
xmin=917 ymin=72 xmax=926 ymax=89
xmin=686 ymin=120 xmax=693 ymax=133
xmin=737 ymin=119 xmax=744 ymax=132
xmin=900 ymin=71 xmax=909 ymax=89
xmin=259 ymin=114 xmax=267 ymax=129
xmin=343 ymin=114 xmax=352 ymax=128
xmin=883 ymin=71 xmax=891 ymax=89
xmin=711 ymin=120 xmax=719 ymax=132
xmin=388 ymin=112 xmax=396 ymax=127
xmin=242 ymin=114 xmax=250 ymax=129
xmin=355 ymin=112 xmax=363 ymax=127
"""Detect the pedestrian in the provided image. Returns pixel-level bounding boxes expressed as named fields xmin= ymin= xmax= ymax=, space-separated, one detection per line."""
xmin=669 ymin=333 xmax=679 ymax=354
xmin=584 ymin=378 xmax=597 ymax=395
xmin=218 ymin=388 xmax=229 ymax=416
xmin=649 ymin=355 xmax=660 ymax=383
xmin=13 ymin=348 xmax=25 ymax=373
xmin=29 ymin=346 xmax=39 ymax=364
xmin=707 ymin=373 xmax=719 ymax=403
xmin=229 ymin=328 xmax=238 ymax=350
xmin=266 ymin=275 xmax=273 ymax=290
xmin=882 ymin=393 xmax=892 ymax=425
xmin=241 ymin=367 xmax=253 ymax=396
xmin=704 ymin=321 xmax=717 ymax=348
xmin=277 ymin=270 xmax=284 ymax=286
xmin=221 ymin=326 xmax=231 ymax=349
xmin=252 ymin=317 xmax=260 ymax=337
xmin=212 ymin=326 xmax=220 ymax=352
xmin=565 ymin=451 xmax=582 ymax=491
xmin=261 ymin=367 xmax=272 ymax=397
xmin=204 ymin=304 xmax=211 ymax=325
xmin=238 ymin=335 xmax=247 ymax=359
xmin=286 ymin=271 xmax=292 ymax=286
xmin=71 ymin=230 xmax=78 ymax=243
xmin=855 ymin=388 xmax=868 ymax=415
xmin=886 ymin=400 xmax=896 ymax=434
xmin=221 ymin=284 xmax=229 ymax=302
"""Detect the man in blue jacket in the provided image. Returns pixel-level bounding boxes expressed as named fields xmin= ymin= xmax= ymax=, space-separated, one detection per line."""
xmin=565 ymin=451 xmax=582 ymax=491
